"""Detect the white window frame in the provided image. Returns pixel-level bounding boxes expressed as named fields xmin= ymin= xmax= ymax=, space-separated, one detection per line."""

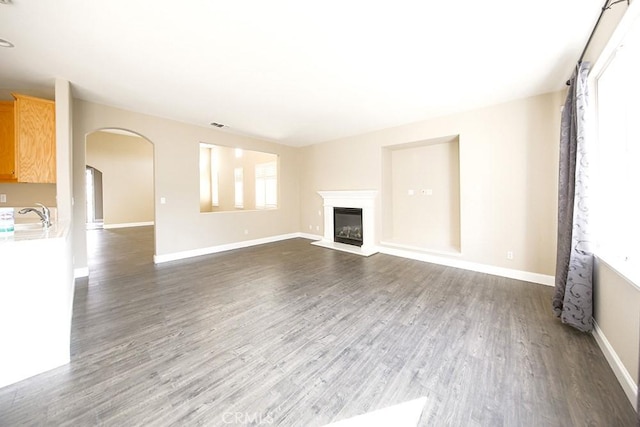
xmin=255 ymin=161 xmax=277 ymax=209
xmin=590 ymin=1 xmax=640 ymax=287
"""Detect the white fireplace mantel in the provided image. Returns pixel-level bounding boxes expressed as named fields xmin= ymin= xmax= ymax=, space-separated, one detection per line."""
xmin=311 ymin=190 xmax=378 ymax=256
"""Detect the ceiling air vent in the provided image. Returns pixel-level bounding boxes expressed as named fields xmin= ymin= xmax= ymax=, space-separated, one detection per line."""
xmin=210 ymin=122 xmax=225 ymax=128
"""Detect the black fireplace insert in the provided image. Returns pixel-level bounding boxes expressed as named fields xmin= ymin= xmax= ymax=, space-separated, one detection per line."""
xmin=334 ymin=207 xmax=363 ymax=246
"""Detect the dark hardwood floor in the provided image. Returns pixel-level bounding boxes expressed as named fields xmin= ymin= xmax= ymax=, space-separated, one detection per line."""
xmin=0 ymin=226 xmax=636 ymax=426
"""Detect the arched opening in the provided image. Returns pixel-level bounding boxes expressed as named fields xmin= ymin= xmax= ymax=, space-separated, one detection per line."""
xmin=84 ymin=128 xmax=155 ymax=275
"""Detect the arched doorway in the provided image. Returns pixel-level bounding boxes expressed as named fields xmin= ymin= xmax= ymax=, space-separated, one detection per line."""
xmin=84 ymin=128 xmax=155 ymax=276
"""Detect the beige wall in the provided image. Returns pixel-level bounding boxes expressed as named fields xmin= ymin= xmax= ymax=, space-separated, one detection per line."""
xmin=86 ymin=131 xmax=154 ymax=226
xmin=73 ymin=100 xmax=300 ymax=269
xmin=299 ymin=91 xmax=563 ymax=275
xmin=0 ymin=183 xmax=56 ymax=207
xmin=594 ymin=260 xmax=640 ymax=390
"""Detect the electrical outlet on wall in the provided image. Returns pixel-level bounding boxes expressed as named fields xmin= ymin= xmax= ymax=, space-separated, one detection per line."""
xmin=507 ymin=251 xmax=514 ymax=260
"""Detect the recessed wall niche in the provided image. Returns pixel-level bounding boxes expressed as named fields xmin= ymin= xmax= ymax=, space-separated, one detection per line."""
xmin=381 ymin=135 xmax=461 ymax=254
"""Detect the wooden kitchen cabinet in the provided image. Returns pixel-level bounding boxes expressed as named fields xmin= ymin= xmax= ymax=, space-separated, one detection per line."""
xmin=0 ymin=101 xmax=16 ymax=181
xmin=14 ymin=94 xmax=56 ymax=183
xmin=0 ymin=94 xmax=56 ymax=183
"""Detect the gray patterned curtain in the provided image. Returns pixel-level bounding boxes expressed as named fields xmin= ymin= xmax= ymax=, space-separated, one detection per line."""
xmin=552 ymin=62 xmax=594 ymax=333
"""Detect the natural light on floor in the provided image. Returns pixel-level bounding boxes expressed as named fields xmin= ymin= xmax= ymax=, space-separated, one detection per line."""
xmin=322 ymin=397 xmax=427 ymax=427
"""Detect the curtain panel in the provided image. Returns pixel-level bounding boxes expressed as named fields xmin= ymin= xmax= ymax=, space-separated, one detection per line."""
xmin=552 ymin=62 xmax=594 ymax=333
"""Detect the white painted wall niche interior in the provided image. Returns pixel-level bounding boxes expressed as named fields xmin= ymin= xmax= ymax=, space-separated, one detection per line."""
xmin=381 ymin=135 xmax=461 ymax=254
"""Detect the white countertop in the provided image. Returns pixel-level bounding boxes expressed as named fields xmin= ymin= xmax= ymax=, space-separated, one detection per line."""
xmin=0 ymin=221 xmax=69 ymax=244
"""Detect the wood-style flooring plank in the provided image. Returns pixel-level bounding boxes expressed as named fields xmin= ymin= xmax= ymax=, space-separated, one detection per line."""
xmin=0 ymin=226 xmax=636 ymax=426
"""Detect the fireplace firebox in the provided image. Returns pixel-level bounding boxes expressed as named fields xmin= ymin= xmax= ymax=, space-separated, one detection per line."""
xmin=333 ymin=207 xmax=363 ymax=247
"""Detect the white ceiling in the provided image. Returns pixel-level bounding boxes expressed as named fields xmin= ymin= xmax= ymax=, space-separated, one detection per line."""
xmin=0 ymin=0 xmax=602 ymax=146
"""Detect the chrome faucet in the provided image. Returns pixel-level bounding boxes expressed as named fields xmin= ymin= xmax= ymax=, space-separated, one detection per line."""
xmin=18 ymin=203 xmax=51 ymax=228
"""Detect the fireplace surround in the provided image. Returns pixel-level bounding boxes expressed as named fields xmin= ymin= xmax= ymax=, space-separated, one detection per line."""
xmin=312 ymin=190 xmax=378 ymax=256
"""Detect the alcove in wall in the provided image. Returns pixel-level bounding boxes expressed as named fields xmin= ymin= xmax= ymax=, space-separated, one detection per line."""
xmin=381 ymin=135 xmax=461 ymax=254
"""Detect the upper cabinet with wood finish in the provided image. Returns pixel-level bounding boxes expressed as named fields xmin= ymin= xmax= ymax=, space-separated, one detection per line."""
xmin=0 ymin=93 xmax=56 ymax=183
xmin=0 ymin=101 xmax=16 ymax=181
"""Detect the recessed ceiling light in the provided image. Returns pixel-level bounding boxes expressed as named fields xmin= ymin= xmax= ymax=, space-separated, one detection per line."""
xmin=0 ymin=38 xmax=14 ymax=48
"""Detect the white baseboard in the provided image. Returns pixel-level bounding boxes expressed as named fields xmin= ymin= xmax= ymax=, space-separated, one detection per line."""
xmin=103 ymin=221 xmax=154 ymax=230
xmin=592 ymin=321 xmax=638 ymax=410
xmin=88 ymin=232 xmax=555 ymax=287
xmin=298 ymin=232 xmax=323 ymax=241
xmin=74 ymin=267 xmax=89 ymax=279
xmin=301 ymin=238 xmax=553 ymax=286
xmin=103 ymin=230 xmax=554 ymax=287
xmin=376 ymin=245 xmax=554 ymax=287
xmin=153 ymin=233 xmax=301 ymax=264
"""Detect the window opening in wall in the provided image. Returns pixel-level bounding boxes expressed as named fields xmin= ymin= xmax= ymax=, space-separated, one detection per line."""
xmin=255 ymin=161 xmax=277 ymax=209
xmin=199 ymin=144 xmax=278 ymax=212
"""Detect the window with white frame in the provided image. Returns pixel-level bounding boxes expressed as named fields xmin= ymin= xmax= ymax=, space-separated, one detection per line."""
xmin=234 ymin=167 xmax=244 ymax=208
xmin=593 ymin=13 xmax=640 ymax=285
xmin=255 ymin=161 xmax=277 ymax=209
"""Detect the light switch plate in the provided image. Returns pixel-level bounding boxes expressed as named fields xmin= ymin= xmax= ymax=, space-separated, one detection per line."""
xmin=0 ymin=194 xmax=6 ymax=203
